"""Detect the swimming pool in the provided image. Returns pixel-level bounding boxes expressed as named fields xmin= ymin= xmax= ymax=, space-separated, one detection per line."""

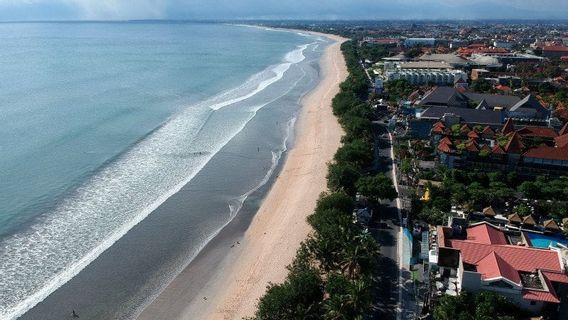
xmin=525 ymin=232 xmax=568 ymax=249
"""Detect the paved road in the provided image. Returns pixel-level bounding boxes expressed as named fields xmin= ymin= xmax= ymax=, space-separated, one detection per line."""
xmin=369 ymin=121 xmax=417 ymax=320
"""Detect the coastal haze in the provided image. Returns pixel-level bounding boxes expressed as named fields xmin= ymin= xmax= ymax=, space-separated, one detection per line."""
xmin=0 ymin=22 xmax=329 ymax=319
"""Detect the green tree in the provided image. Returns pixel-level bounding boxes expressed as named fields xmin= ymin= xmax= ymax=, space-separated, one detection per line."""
xmin=400 ymin=158 xmax=413 ymax=176
xmin=315 ymin=192 xmax=354 ymax=216
xmin=514 ymin=203 xmax=531 ymax=217
xmin=433 ymin=292 xmax=472 ymax=320
xmin=327 ymin=162 xmax=362 ymax=196
xmin=355 ymin=174 xmax=398 ymax=202
xmin=471 ymin=78 xmax=493 ymax=93
xmin=255 ymin=266 xmax=323 ymax=320
xmin=334 ymin=139 xmax=373 ymax=169
xmin=517 ymin=181 xmax=541 ymax=200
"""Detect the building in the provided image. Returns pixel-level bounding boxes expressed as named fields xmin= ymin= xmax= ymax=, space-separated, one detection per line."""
xmin=409 ymin=107 xmax=505 ymax=139
xmin=457 ymin=46 xmax=509 ymax=57
xmin=404 ymin=38 xmax=436 ymax=47
xmin=361 ymin=37 xmax=401 ymax=48
xmin=417 ymin=87 xmax=521 ymax=110
xmin=493 ymin=41 xmax=513 ymax=50
xmin=385 ymin=61 xmax=454 ymax=70
xmin=374 ymin=78 xmax=384 ymax=94
xmin=433 ymin=222 xmax=568 ymax=313
xmin=385 ymin=69 xmax=467 ymax=86
xmin=417 ymin=53 xmax=475 ymax=69
xmin=543 ymin=46 xmax=568 ymax=59
xmin=417 ymin=87 xmax=549 ymax=120
xmin=432 ymin=119 xmax=568 ymax=176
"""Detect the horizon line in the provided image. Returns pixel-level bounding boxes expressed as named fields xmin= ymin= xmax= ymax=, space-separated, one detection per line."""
xmin=1 ymin=18 xmax=568 ymax=24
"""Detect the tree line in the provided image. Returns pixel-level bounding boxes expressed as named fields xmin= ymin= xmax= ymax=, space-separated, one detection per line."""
xmin=250 ymin=40 xmax=397 ymax=319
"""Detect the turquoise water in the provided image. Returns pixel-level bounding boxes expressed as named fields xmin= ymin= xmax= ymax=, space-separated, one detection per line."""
xmin=526 ymin=231 xmax=568 ymax=248
xmin=0 ymin=22 xmax=303 ymax=237
xmin=0 ymin=22 xmax=326 ymax=319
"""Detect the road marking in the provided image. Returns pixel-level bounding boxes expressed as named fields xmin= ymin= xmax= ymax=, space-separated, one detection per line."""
xmin=388 ymin=132 xmax=404 ymax=320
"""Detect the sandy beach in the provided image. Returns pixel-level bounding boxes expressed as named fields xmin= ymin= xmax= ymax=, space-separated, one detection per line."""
xmin=138 ymin=32 xmax=347 ymax=320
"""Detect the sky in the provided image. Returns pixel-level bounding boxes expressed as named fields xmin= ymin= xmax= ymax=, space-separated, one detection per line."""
xmin=0 ymin=0 xmax=567 ymax=21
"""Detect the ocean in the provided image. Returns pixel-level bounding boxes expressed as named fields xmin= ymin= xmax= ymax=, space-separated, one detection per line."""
xmin=0 ymin=22 xmax=328 ymax=319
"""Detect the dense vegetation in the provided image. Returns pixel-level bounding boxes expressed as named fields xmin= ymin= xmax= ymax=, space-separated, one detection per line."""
xmin=251 ymin=40 xmax=397 ymax=319
xmin=414 ymin=167 xmax=568 ymax=225
xmin=414 ymin=168 xmax=520 ymax=225
xmin=384 ymin=79 xmax=414 ymax=103
xmin=433 ymin=291 xmax=527 ymax=320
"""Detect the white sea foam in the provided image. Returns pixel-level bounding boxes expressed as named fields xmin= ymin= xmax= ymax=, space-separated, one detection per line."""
xmin=208 ymin=43 xmax=311 ymax=111
xmin=0 ymin=41 xmax=314 ymax=320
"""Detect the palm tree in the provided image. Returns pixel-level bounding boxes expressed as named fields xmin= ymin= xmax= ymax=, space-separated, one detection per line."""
xmin=338 ymin=231 xmax=379 ymax=279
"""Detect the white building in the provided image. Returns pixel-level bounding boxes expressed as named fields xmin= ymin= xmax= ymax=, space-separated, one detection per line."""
xmin=493 ymin=41 xmax=514 ymax=50
xmin=404 ymin=38 xmax=436 ymax=47
xmin=385 ymin=69 xmax=467 ymax=86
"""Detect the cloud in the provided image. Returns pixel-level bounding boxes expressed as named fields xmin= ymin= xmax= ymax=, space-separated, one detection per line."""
xmin=69 ymin=0 xmax=167 ymax=19
xmin=0 ymin=0 xmax=566 ymax=21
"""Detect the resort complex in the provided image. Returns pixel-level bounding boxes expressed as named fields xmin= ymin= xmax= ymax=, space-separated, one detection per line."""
xmin=261 ymin=19 xmax=568 ymax=320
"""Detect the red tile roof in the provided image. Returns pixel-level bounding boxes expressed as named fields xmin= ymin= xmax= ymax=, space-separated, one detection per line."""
xmin=542 ymin=271 xmax=568 ymax=284
xmin=466 ymin=223 xmax=507 ymax=244
xmin=433 ymin=121 xmax=445 ymax=128
xmin=524 ymin=145 xmax=568 ymax=161
xmin=466 ymin=141 xmax=479 ymax=152
xmin=432 ymin=126 xmax=445 ymax=134
xmin=441 ymin=223 xmax=566 ymax=304
xmin=476 ymin=251 xmax=521 ymax=284
xmin=468 ymin=130 xmax=480 ymax=139
xmin=438 ymin=141 xmax=453 ymax=153
xmin=501 ymin=118 xmax=515 ymax=135
xmin=517 ymin=127 xmax=558 ymax=139
xmin=492 ymin=145 xmax=506 ymax=155
xmin=543 ymin=46 xmax=568 ymax=52
xmin=482 ymin=126 xmax=495 ymax=137
xmin=504 ymin=132 xmax=525 ymax=154
xmin=558 ymin=121 xmax=568 ymax=136
xmin=556 ymin=134 xmax=568 ymax=148
xmin=449 ymin=240 xmax=562 ymax=274
xmin=495 ymin=85 xmax=512 ymax=92
xmin=522 ymin=289 xmax=560 ymax=303
xmin=440 ymin=136 xmax=453 ymax=145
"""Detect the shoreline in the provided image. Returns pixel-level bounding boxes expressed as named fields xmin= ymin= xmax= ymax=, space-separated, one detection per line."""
xmin=138 ymin=31 xmax=347 ymax=320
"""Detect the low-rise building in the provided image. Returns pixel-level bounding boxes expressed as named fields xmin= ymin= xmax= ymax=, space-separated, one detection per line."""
xmin=417 ymin=53 xmax=475 ymax=69
xmin=404 ymin=38 xmax=436 ymax=47
xmin=543 ymin=46 xmax=568 ymax=59
xmin=385 ymin=69 xmax=467 ymax=86
xmin=432 ymin=119 xmax=568 ymax=176
xmin=433 ymin=222 xmax=568 ymax=313
xmin=493 ymin=41 xmax=513 ymax=50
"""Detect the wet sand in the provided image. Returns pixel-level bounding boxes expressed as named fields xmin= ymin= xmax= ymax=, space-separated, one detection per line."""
xmin=138 ymin=32 xmax=347 ymax=320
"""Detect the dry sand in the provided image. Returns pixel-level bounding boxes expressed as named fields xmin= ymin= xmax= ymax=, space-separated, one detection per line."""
xmin=205 ymin=33 xmax=347 ymax=320
xmin=138 ymin=32 xmax=347 ymax=320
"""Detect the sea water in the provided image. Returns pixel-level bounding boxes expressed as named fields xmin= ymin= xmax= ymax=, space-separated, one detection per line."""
xmin=0 ymin=22 xmax=328 ymax=319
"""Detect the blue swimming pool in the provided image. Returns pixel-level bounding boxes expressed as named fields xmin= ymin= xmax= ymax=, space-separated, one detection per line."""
xmin=525 ymin=232 xmax=568 ymax=249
